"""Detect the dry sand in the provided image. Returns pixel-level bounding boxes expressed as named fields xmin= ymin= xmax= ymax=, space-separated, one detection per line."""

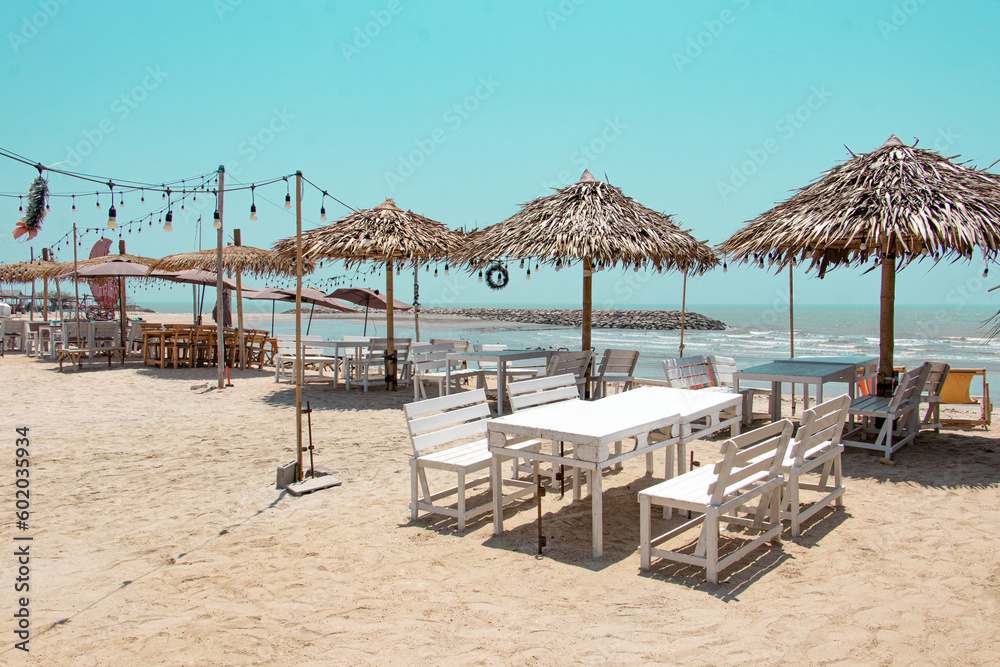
xmin=2 ymin=317 xmax=1000 ymax=665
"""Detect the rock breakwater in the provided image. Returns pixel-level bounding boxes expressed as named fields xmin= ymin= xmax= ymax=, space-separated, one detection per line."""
xmin=422 ymin=308 xmax=726 ymax=331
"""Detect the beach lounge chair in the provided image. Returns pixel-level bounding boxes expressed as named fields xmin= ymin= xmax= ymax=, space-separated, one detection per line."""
xmin=545 ymin=350 xmax=594 ymax=398
xmin=589 ymin=348 xmax=640 ymax=399
xmin=937 ymin=368 xmax=992 ymax=429
xmin=638 ymin=419 xmax=793 ymax=584
xmin=842 ymin=363 xmax=931 ymax=460
xmin=403 ymin=388 xmax=540 ymax=532
xmin=918 ymin=362 xmax=950 ymax=432
xmin=780 ymin=395 xmax=849 ymax=537
xmin=411 ymin=343 xmax=485 ymax=400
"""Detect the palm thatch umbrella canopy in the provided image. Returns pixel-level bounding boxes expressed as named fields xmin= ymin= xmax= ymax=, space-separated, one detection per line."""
xmin=0 ymin=260 xmax=62 ymax=283
xmin=718 ymin=135 xmax=1000 ymax=392
xmin=273 ymin=198 xmax=462 ymax=389
xmin=453 ymin=170 xmax=718 ymax=351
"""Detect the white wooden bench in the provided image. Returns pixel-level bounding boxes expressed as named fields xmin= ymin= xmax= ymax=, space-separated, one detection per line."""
xmin=404 ymin=389 xmax=540 ymax=532
xmin=639 ymin=419 xmax=792 ymax=583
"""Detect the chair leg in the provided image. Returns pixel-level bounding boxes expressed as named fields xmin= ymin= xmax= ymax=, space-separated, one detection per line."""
xmin=639 ymin=494 xmax=651 ymax=570
xmin=788 ymin=475 xmax=801 ymax=537
xmin=410 ymin=458 xmax=419 ymax=521
xmin=834 ymin=455 xmax=844 ymax=508
xmin=705 ymin=508 xmax=720 ymax=584
xmin=457 ymin=472 xmax=466 ymax=532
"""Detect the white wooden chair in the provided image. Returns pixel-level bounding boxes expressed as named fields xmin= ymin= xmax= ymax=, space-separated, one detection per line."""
xmin=918 ymin=362 xmax=951 ymax=432
xmin=660 ymin=355 xmax=757 ymax=426
xmin=411 ymin=343 xmax=486 ymax=400
xmin=274 ymin=334 xmax=334 ymax=383
xmin=842 ymin=363 xmax=931 ymax=460
xmin=589 ymin=348 xmax=640 ymax=399
xmin=709 ymin=355 xmax=771 ymax=424
xmin=639 ymin=419 xmax=793 ymax=584
xmin=780 ymin=394 xmax=850 ymax=537
xmin=403 ymin=388 xmax=539 ymax=532
xmin=545 ymin=350 xmax=594 ymax=398
xmin=347 ymin=338 xmax=413 ymax=391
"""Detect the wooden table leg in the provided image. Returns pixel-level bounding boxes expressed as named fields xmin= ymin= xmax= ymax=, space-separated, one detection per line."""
xmin=590 ymin=468 xmax=603 ymax=558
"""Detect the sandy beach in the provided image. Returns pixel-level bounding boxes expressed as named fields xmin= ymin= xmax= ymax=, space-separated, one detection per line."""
xmin=2 ymin=314 xmax=999 ymax=665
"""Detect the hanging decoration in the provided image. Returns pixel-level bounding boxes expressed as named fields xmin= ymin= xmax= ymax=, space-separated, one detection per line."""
xmin=12 ymin=174 xmax=48 ymax=240
xmin=485 ymin=262 xmax=509 ymax=290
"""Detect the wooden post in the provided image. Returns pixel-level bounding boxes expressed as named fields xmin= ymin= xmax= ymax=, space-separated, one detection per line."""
xmin=413 ymin=261 xmax=420 ymax=343
xmin=29 ymin=247 xmax=35 ymax=321
xmin=215 ymin=166 xmax=226 ymax=389
xmin=789 ymin=263 xmax=796 ymax=414
xmin=41 ymin=249 xmax=49 ymax=322
xmin=877 ymin=254 xmax=896 ymax=397
xmin=234 ymin=228 xmax=246 ymax=369
xmin=295 ymin=171 xmax=304 ymax=481
xmin=54 ymin=276 xmax=64 ymax=322
xmin=72 ymin=224 xmax=81 ymax=322
xmin=582 ymin=257 xmax=592 ymax=352
xmin=385 ymin=257 xmax=397 ymax=390
xmin=117 ymin=240 xmax=127 ymax=350
xmin=679 ymin=270 xmax=687 ymax=358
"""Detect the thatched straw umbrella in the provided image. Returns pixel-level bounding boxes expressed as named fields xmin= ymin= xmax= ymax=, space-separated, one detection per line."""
xmin=453 ymin=170 xmax=718 ymax=352
xmin=149 ymin=234 xmax=314 ymax=368
xmin=273 ymin=198 xmax=461 ymax=389
xmin=719 ymin=135 xmax=1000 ymax=393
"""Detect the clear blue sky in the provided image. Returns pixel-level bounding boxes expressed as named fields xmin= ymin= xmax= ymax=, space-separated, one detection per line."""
xmin=3 ymin=0 xmax=1000 ymax=310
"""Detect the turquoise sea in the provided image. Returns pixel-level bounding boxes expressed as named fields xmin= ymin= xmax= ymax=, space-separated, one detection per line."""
xmin=142 ymin=300 xmax=1000 ymax=391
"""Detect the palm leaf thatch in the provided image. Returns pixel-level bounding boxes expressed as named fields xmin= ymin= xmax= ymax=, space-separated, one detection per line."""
xmin=452 ymin=171 xmax=718 ymax=273
xmin=32 ymin=254 xmax=161 ymax=280
xmin=272 ymin=198 xmax=461 ymax=266
xmin=718 ymin=135 xmax=1000 ymax=276
xmin=718 ymin=134 xmax=1000 ymax=390
xmin=148 ymin=245 xmax=312 ymax=277
xmin=0 ymin=260 xmax=62 ymax=283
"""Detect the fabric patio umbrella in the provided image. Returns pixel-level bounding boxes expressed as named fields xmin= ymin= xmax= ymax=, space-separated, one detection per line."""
xmin=149 ymin=239 xmax=314 ymax=368
xmin=273 ymin=198 xmax=461 ymax=389
xmin=328 ymin=286 xmax=413 ymax=336
xmin=718 ymin=135 xmax=1000 ymax=394
xmin=275 ymin=287 xmax=353 ymax=335
xmin=453 ymin=170 xmax=718 ymax=352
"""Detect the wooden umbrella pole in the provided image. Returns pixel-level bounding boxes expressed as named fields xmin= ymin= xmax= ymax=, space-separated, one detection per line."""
xmin=29 ymin=248 xmax=35 ymax=321
xmin=54 ymin=277 xmax=63 ymax=322
xmin=789 ymin=263 xmax=795 ymax=414
xmin=117 ymin=240 xmax=127 ymax=351
xmin=234 ymin=228 xmax=246 ymax=370
xmin=215 ymin=165 xmax=226 ymax=389
xmin=385 ymin=257 xmax=396 ymax=390
xmin=679 ymin=270 xmax=687 ymax=358
xmin=413 ymin=261 xmax=420 ymax=343
xmin=41 ymin=248 xmax=49 ymax=322
xmin=878 ymin=254 xmax=896 ymax=397
xmin=72 ymin=224 xmax=81 ymax=323
xmin=582 ymin=257 xmax=592 ymax=352
xmin=295 ymin=171 xmax=304 ymax=481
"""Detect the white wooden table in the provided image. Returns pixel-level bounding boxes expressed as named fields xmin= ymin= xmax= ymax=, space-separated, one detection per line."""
xmin=733 ymin=357 xmax=877 ymax=421
xmin=446 ymin=349 xmax=555 ymax=415
xmin=487 ymin=386 xmax=742 ymax=557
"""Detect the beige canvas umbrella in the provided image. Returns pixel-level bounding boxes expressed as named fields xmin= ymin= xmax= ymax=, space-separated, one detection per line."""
xmin=273 ymin=198 xmax=461 ymax=389
xmin=150 ymin=234 xmax=314 ymax=368
xmin=718 ymin=135 xmax=1000 ymax=394
xmin=329 ymin=286 xmax=412 ymax=336
xmin=453 ymin=170 xmax=718 ymax=352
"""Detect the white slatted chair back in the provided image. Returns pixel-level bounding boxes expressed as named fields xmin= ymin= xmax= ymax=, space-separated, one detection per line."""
xmin=891 ymin=363 xmax=932 ymax=412
xmin=708 ymin=355 xmax=739 ymax=387
xmin=709 ymin=420 xmax=793 ymax=506
xmin=508 ymin=374 xmax=581 ymax=412
xmin=662 ymin=355 xmax=716 ymax=389
xmin=921 ymin=362 xmax=951 ymax=401
xmin=788 ymin=395 xmax=850 ymax=467
xmin=545 ymin=350 xmax=594 ymax=396
xmin=403 ymin=388 xmax=491 ymax=456
xmin=342 ymin=335 xmax=370 ymax=343
xmin=411 ymin=343 xmax=461 ymax=374
xmin=430 ymin=338 xmax=470 ymax=352
xmin=275 ymin=334 xmax=323 ymax=355
xmin=61 ymin=321 xmax=89 ymax=348
xmin=596 ymin=348 xmax=640 ymax=378
xmin=91 ymin=321 xmax=121 ymax=347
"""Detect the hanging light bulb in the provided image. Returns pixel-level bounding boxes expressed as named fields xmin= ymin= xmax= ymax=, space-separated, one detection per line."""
xmin=426 ymin=264 xmax=429 ymax=272
xmin=95 ymin=192 xmax=101 ymax=209
xmin=249 ymin=185 xmax=257 ymax=221
xmin=320 ymin=193 xmax=328 ymax=221
xmin=519 ymin=258 xmax=525 ymax=269
xmin=555 ymin=259 xmax=562 ymax=271
xmin=18 ymin=196 xmax=23 ymax=212
xmin=723 ymin=261 xmax=728 ymax=273
xmin=478 ymin=270 xmax=483 ymax=283
xmin=107 ymin=205 xmax=117 ymax=229
xmin=213 ymin=210 xmax=222 ymax=230
xmin=140 ymin=189 xmax=145 ymax=203
xmin=396 ymin=265 xmax=401 ymax=275
xmin=284 ymin=178 xmax=292 ymax=209
xmin=163 ymin=210 xmax=173 ymax=232
xmin=444 ymin=262 xmax=450 ymax=276
xmin=72 ymin=195 xmax=76 ymax=211
xmin=984 ymin=266 xmax=990 ymax=278
xmin=434 ymin=266 xmax=438 ymax=278
xmin=526 ymin=267 xmax=531 ymax=280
